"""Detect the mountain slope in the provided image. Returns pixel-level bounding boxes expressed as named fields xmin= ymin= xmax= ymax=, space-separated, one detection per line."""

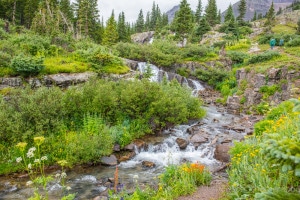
xmin=223 ymin=0 xmax=294 ymax=21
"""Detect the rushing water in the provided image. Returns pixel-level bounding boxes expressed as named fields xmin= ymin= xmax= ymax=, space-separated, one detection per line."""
xmin=0 ymin=63 xmax=246 ymax=199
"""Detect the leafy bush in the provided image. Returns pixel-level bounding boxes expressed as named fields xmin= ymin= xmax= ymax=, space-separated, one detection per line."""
xmin=0 ymin=51 xmax=12 ymax=68
xmin=265 ymin=101 xmax=294 ymax=120
xmin=43 ymin=56 xmax=89 ymax=74
xmin=10 ymin=54 xmax=44 ymax=76
xmin=254 ymin=120 xmax=274 ymax=136
xmin=259 ymin=85 xmax=281 ymax=99
xmin=227 ymin=51 xmax=248 ymax=64
xmin=286 ymin=37 xmax=300 ymax=47
xmin=248 ymin=51 xmax=280 ymax=64
xmin=195 ymin=67 xmax=230 ymax=88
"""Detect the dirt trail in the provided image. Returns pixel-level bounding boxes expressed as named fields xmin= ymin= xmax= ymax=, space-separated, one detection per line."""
xmin=177 ymin=179 xmax=228 ymax=200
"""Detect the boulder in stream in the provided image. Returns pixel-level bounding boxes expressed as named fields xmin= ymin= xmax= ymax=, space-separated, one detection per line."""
xmin=101 ymin=155 xmax=118 ymax=166
xmin=214 ymin=144 xmax=231 ymax=163
xmin=189 ymin=132 xmax=209 ymax=148
xmin=176 ymin=138 xmax=188 ymax=149
xmin=142 ymin=161 xmax=156 ymax=168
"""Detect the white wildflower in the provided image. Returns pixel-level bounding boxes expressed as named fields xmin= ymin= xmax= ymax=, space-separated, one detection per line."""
xmin=55 ymin=173 xmax=60 ymax=178
xmin=26 ymin=151 xmax=34 ymax=158
xmin=61 ymin=172 xmax=67 ymax=178
xmin=16 ymin=157 xmax=22 ymax=163
xmin=28 ymin=147 xmax=36 ymax=153
xmin=26 ymin=181 xmax=33 ymax=186
xmin=41 ymin=156 xmax=47 ymax=161
xmin=28 ymin=163 xmax=32 ymax=169
xmin=66 ymin=186 xmax=71 ymax=191
xmin=34 ymin=159 xmax=40 ymax=163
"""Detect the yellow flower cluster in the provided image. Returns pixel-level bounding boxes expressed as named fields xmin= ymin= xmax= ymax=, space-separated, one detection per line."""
xmin=34 ymin=136 xmax=45 ymax=146
xmin=16 ymin=142 xmax=28 ymax=151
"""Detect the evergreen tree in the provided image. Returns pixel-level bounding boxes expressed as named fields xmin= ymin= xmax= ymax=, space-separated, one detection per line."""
xmin=118 ymin=12 xmax=129 ymax=42
xmin=145 ymin=11 xmax=150 ymax=31
xmin=60 ymin=0 xmax=73 ymax=22
xmin=217 ymin=9 xmax=221 ymax=24
xmin=149 ymin=1 xmax=157 ymax=30
xmin=155 ymin=4 xmax=162 ymax=30
xmin=224 ymin=4 xmax=235 ymax=23
xmin=195 ymin=17 xmax=211 ymax=40
xmin=136 ymin=9 xmax=144 ymax=33
xmin=237 ymin=0 xmax=247 ymax=24
xmin=161 ymin=13 xmax=169 ymax=27
xmin=172 ymin=0 xmax=193 ymax=40
xmin=24 ymin=0 xmax=40 ymax=28
xmin=195 ymin=0 xmax=202 ymax=24
xmin=252 ymin=11 xmax=257 ymax=21
xmin=205 ymin=0 xmax=218 ymax=26
xmin=265 ymin=1 xmax=275 ymax=26
xmin=258 ymin=13 xmax=263 ymax=20
xmin=277 ymin=7 xmax=282 ymax=15
xmin=102 ymin=10 xmax=118 ymax=45
xmin=74 ymin=0 xmax=99 ymax=39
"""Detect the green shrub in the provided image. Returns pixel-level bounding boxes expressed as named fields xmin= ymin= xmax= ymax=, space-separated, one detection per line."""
xmin=10 ymin=54 xmax=44 ymax=76
xmin=195 ymin=67 xmax=230 ymax=88
xmin=254 ymin=120 xmax=274 ymax=136
xmin=266 ymin=101 xmax=294 ymax=120
xmin=258 ymin=34 xmax=295 ymax=45
xmin=227 ymin=51 xmax=248 ymax=64
xmin=0 ymin=51 xmax=12 ymax=68
xmin=259 ymin=85 xmax=281 ymax=99
xmin=286 ymin=37 xmax=300 ymax=47
xmin=248 ymin=51 xmax=280 ymax=64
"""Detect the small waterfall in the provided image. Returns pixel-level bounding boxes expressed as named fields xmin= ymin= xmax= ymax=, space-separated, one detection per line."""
xmin=149 ymin=37 xmax=154 ymax=44
xmin=138 ymin=62 xmax=205 ymax=96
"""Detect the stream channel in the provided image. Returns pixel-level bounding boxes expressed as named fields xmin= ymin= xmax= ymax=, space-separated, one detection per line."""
xmin=0 ymin=63 xmax=249 ymax=199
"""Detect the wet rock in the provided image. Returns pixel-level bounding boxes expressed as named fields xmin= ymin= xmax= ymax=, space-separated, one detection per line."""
xmin=113 ymin=144 xmax=121 ymax=152
xmin=231 ymin=126 xmax=245 ymax=132
xmin=142 ymin=161 xmax=156 ymax=168
xmin=117 ymin=151 xmax=136 ymax=162
xmin=134 ymin=139 xmax=147 ymax=151
xmin=210 ymin=137 xmax=219 ymax=146
xmin=190 ymin=133 xmax=209 ymax=147
xmin=220 ymin=137 xmax=232 ymax=144
xmin=29 ymin=78 xmax=42 ymax=88
xmin=93 ymin=196 xmax=108 ymax=200
xmin=176 ymin=138 xmax=188 ymax=149
xmin=101 ymin=155 xmax=117 ymax=166
xmin=123 ymin=143 xmax=135 ymax=151
xmin=214 ymin=144 xmax=231 ymax=163
xmin=123 ymin=59 xmax=139 ymax=70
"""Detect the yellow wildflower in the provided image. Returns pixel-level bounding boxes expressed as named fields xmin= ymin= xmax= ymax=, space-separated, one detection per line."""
xmin=34 ymin=136 xmax=45 ymax=145
xmin=16 ymin=142 xmax=27 ymax=151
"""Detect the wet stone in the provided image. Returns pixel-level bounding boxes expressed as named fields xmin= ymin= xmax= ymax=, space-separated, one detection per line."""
xmin=142 ymin=161 xmax=156 ymax=168
xmin=176 ymin=138 xmax=189 ymax=149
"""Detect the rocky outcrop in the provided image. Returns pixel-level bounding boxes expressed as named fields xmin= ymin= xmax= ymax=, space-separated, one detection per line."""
xmin=142 ymin=161 xmax=156 ymax=168
xmin=0 ymin=72 xmax=97 ymax=89
xmin=200 ymin=31 xmax=226 ymax=46
xmin=123 ymin=59 xmax=139 ymax=71
xmin=44 ymin=72 xmax=96 ymax=87
xmin=131 ymin=31 xmax=155 ymax=44
xmin=227 ymin=67 xmax=300 ymax=113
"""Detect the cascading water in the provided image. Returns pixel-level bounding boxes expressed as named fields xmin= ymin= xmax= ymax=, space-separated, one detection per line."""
xmin=0 ymin=63 xmax=246 ymax=200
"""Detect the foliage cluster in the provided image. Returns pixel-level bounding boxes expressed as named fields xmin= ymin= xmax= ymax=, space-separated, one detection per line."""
xmin=111 ymin=163 xmax=212 ymax=200
xmin=248 ymin=51 xmax=280 ymax=64
xmin=113 ymin=40 xmax=217 ymax=67
xmin=228 ymin=99 xmax=300 ymax=199
xmin=0 ymin=80 xmax=205 ymax=174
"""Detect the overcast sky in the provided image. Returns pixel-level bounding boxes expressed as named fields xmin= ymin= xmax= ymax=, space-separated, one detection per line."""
xmin=99 ymin=0 xmax=240 ymax=23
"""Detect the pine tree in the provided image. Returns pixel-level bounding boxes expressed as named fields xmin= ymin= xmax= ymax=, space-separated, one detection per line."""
xmin=118 ymin=12 xmax=129 ymax=42
xmin=195 ymin=0 xmax=202 ymax=24
xmin=252 ymin=11 xmax=257 ymax=21
xmin=237 ymin=0 xmax=246 ymax=24
xmin=224 ymin=4 xmax=235 ymax=23
xmin=205 ymin=0 xmax=218 ymax=26
xmin=74 ymin=0 xmax=99 ymax=39
xmin=265 ymin=1 xmax=275 ymax=26
xmin=161 ymin=13 xmax=169 ymax=27
xmin=24 ymin=0 xmax=40 ymax=28
xmin=155 ymin=4 xmax=162 ymax=30
xmin=102 ymin=10 xmax=118 ymax=45
xmin=149 ymin=1 xmax=157 ymax=30
xmin=144 ymin=11 xmax=150 ymax=31
xmin=217 ymin=9 xmax=221 ymax=24
xmin=136 ymin=9 xmax=144 ymax=33
xmin=172 ymin=0 xmax=193 ymax=40
xmin=257 ymin=13 xmax=263 ymax=20
xmin=60 ymin=0 xmax=73 ymax=22
xmin=195 ymin=17 xmax=211 ymax=40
